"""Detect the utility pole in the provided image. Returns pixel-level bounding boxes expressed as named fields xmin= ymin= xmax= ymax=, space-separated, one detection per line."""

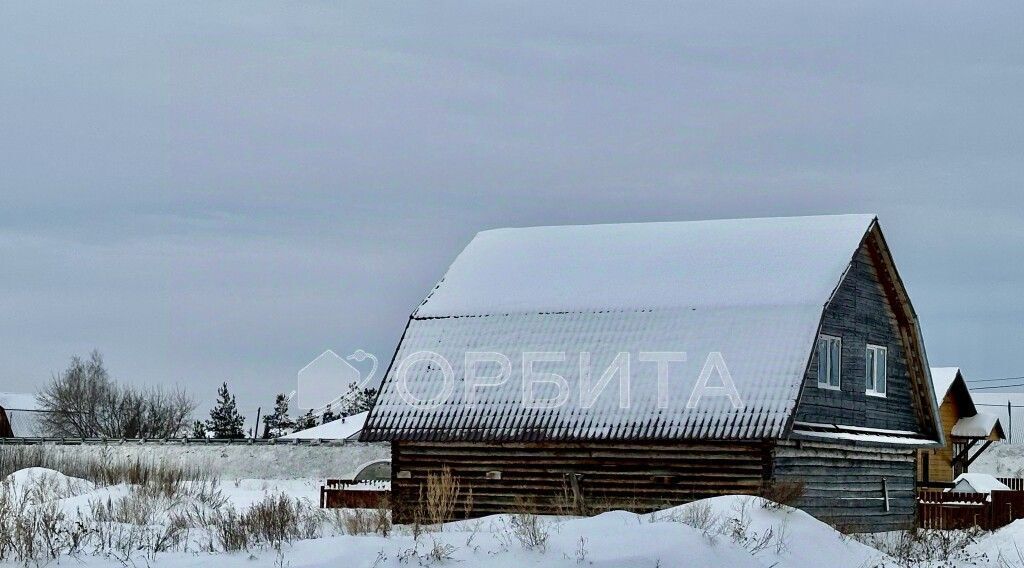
xmin=253 ymin=407 xmax=261 ymax=440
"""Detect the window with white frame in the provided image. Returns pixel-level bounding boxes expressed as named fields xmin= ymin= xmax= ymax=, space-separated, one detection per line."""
xmin=817 ymin=335 xmax=841 ymax=390
xmin=866 ymin=344 xmax=887 ymax=397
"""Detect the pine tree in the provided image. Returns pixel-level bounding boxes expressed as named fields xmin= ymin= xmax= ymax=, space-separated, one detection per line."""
xmin=205 ymin=382 xmax=245 ymax=439
xmin=261 ymin=393 xmax=293 ymax=438
xmin=333 ymin=381 xmax=378 ymax=418
xmin=190 ymin=420 xmax=207 ymax=438
xmin=293 ymin=409 xmax=317 ymax=432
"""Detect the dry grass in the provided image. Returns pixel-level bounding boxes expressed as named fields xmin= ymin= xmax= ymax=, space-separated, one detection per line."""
xmin=0 ymin=445 xmax=217 ymax=497
xmin=493 ymin=499 xmax=550 ymax=552
xmin=210 ymin=494 xmax=324 ymax=552
xmin=758 ymin=480 xmax=805 ymax=509
xmin=329 ymin=496 xmax=392 ymax=536
xmin=425 ymin=466 xmax=461 ymax=527
xmin=0 ymin=447 xmax=327 ymax=563
xmin=851 ymin=527 xmax=985 ymax=567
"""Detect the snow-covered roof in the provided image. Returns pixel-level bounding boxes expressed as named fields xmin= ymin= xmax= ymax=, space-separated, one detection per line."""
xmin=0 ymin=392 xmax=39 ymax=412
xmin=951 ymin=473 xmax=1010 ymax=494
xmin=972 ymin=392 xmax=1024 ymax=435
xmin=951 ymin=412 xmax=1002 ymax=438
xmin=280 ymin=411 xmax=368 ymax=440
xmin=366 ymin=215 xmax=903 ymax=442
xmin=416 ymin=214 xmax=878 ymax=317
xmin=930 ymin=367 xmax=961 ymax=402
xmin=0 ymin=392 xmax=46 ymax=437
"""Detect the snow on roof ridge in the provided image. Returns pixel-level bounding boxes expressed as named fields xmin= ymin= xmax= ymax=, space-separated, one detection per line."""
xmin=416 ymin=213 xmax=878 ymax=318
xmin=473 ymin=213 xmax=878 ymax=237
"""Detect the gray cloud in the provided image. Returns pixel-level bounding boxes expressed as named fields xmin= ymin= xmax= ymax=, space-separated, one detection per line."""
xmin=1 ymin=3 xmax=1022 ymax=416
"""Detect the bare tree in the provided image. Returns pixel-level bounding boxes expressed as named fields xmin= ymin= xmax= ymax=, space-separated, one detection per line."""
xmin=36 ymin=351 xmax=197 ymax=438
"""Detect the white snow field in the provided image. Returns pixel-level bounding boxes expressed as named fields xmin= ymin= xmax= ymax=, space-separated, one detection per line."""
xmin=0 ymin=466 xmax=884 ymax=568
xmin=974 ymin=441 xmax=1024 ymax=478
xmin=7 ymin=462 xmax=1024 ymax=566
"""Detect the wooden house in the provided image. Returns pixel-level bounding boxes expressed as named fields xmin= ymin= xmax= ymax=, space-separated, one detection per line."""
xmin=917 ymin=367 xmax=1004 ymax=487
xmin=362 ymin=215 xmax=943 ymax=531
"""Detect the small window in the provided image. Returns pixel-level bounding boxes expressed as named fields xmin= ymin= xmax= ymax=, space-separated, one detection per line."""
xmin=817 ymin=335 xmax=842 ymax=390
xmin=866 ymin=344 xmax=887 ymax=397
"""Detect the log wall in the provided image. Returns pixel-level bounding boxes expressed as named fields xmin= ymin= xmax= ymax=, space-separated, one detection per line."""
xmin=392 ymin=439 xmax=919 ymax=532
xmin=390 ymin=440 xmax=768 ymax=523
xmin=773 ymin=440 xmax=917 ymax=532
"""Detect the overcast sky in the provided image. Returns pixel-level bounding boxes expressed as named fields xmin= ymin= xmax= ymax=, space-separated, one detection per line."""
xmin=2 ymin=3 xmax=1022 ymax=419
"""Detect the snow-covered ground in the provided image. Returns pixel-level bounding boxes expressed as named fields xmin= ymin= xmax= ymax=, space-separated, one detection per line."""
xmin=10 ymin=461 xmax=1024 ymax=567
xmin=0 ymin=467 xmax=884 ymax=567
xmin=972 ymin=441 xmax=1024 ymax=478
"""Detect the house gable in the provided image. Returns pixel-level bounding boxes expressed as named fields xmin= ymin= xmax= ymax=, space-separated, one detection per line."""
xmin=791 ymin=225 xmax=940 ymax=440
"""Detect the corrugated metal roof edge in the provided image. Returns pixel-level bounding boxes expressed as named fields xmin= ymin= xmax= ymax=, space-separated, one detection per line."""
xmin=359 ymin=316 xmax=414 ymax=442
xmin=359 ymin=303 xmax=816 ymax=444
xmin=358 ymin=428 xmax=788 ymax=443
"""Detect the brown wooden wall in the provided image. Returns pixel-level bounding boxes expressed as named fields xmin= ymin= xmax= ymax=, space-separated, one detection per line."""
xmin=390 ymin=440 xmax=768 ymax=523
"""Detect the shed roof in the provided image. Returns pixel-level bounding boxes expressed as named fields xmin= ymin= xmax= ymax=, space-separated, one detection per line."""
xmin=951 ymin=473 xmax=1010 ymax=495
xmin=951 ymin=412 xmax=1003 ymax=439
xmin=364 ymin=214 xmax=935 ymax=442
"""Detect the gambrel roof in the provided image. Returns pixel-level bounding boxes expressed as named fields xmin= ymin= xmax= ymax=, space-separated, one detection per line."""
xmin=363 ymin=214 xmax=941 ymax=443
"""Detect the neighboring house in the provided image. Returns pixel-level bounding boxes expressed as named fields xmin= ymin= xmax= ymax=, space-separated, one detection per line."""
xmin=280 ymin=411 xmax=368 ymax=440
xmin=918 ymin=367 xmax=1005 ymax=486
xmin=0 ymin=392 xmax=45 ymax=437
xmin=362 ymin=214 xmax=943 ymax=532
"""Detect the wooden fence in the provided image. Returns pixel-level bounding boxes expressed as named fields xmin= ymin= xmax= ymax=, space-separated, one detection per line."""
xmin=919 ymin=487 xmax=1024 ymax=530
xmin=320 ymin=479 xmax=390 ymax=509
xmin=999 ymin=477 xmax=1024 ymax=491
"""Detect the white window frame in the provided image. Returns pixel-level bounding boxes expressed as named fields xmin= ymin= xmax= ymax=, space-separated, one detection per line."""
xmin=817 ymin=335 xmax=842 ymax=391
xmin=866 ymin=344 xmax=887 ymax=398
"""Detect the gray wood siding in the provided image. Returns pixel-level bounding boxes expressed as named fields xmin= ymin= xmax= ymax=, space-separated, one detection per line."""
xmin=795 ymin=245 xmax=921 ymax=432
xmin=773 ymin=441 xmax=916 ymax=532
